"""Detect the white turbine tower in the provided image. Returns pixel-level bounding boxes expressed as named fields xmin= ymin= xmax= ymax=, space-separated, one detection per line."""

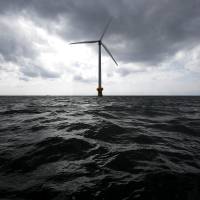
xmin=70 ymin=20 xmax=118 ymax=97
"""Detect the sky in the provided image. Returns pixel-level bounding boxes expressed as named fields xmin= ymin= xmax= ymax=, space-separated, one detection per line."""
xmin=0 ymin=0 xmax=200 ymax=95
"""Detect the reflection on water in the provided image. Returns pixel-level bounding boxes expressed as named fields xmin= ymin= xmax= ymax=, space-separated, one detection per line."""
xmin=0 ymin=96 xmax=200 ymax=199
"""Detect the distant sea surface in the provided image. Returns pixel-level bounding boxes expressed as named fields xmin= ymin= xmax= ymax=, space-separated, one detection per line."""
xmin=0 ymin=96 xmax=200 ymax=200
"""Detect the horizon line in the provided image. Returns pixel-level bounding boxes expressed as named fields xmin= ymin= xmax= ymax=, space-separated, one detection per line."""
xmin=0 ymin=95 xmax=200 ymax=97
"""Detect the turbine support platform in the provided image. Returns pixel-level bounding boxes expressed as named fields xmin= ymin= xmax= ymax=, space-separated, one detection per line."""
xmin=97 ymin=87 xmax=103 ymax=97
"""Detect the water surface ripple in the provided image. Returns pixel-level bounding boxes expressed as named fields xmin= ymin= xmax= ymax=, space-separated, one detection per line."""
xmin=0 ymin=96 xmax=200 ymax=200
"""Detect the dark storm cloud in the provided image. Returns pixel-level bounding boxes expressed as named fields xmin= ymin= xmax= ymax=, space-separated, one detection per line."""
xmin=0 ymin=0 xmax=200 ymax=66
xmin=117 ymin=67 xmax=147 ymax=77
xmin=0 ymin=17 xmax=60 ymax=79
xmin=73 ymin=74 xmax=96 ymax=83
xmin=0 ymin=18 xmax=37 ymax=63
xmin=21 ymin=64 xmax=60 ymax=79
xmin=0 ymin=15 xmax=50 ymax=79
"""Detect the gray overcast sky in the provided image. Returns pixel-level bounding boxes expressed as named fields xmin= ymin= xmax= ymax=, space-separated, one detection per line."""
xmin=0 ymin=0 xmax=200 ymax=95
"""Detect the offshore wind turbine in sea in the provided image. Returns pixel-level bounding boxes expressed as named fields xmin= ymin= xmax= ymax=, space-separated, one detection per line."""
xmin=70 ymin=20 xmax=118 ymax=97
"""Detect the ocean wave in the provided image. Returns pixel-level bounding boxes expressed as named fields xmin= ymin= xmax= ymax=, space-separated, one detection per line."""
xmin=0 ymin=96 xmax=200 ymax=199
xmin=2 ymin=137 xmax=95 ymax=173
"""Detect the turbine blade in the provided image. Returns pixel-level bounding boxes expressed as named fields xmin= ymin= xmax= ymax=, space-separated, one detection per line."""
xmin=100 ymin=19 xmax=112 ymax=41
xmin=70 ymin=40 xmax=98 ymax=45
xmin=102 ymin=42 xmax=118 ymax=66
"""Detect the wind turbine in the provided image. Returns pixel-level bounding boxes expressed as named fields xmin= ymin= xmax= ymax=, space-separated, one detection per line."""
xmin=70 ymin=20 xmax=118 ymax=97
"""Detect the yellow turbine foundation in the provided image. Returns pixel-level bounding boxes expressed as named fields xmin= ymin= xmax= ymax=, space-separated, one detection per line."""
xmin=97 ymin=87 xmax=103 ymax=97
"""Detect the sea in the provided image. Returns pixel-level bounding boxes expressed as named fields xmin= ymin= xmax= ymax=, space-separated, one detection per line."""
xmin=0 ymin=96 xmax=200 ymax=200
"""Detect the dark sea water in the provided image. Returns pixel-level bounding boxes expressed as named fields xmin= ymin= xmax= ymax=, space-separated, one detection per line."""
xmin=0 ymin=96 xmax=200 ymax=200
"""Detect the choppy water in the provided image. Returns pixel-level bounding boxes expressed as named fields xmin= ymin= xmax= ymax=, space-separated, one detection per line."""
xmin=0 ymin=96 xmax=200 ymax=200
